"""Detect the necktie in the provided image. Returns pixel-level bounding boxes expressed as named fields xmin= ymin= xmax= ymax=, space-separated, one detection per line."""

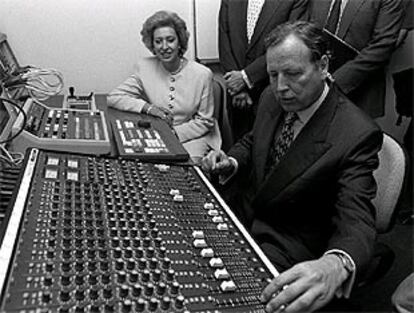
xmin=246 ymin=0 xmax=264 ymax=43
xmin=325 ymin=0 xmax=342 ymax=34
xmin=267 ymin=112 xmax=299 ymax=171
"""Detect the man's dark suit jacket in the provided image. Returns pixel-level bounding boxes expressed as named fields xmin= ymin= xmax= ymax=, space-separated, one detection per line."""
xmin=218 ymin=0 xmax=308 ymax=141
xmin=308 ymin=0 xmax=403 ymax=118
xmin=227 ymin=85 xmax=382 ymax=282
xmin=219 ymin=0 xmax=308 ymax=103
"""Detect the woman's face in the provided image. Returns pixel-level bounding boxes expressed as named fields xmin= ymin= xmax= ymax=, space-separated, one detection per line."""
xmin=152 ymin=26 xmax=180 ymax=65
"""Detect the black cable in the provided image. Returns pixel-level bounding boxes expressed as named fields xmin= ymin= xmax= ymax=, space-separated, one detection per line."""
xmin=0 ymin=97 xmax=27 ymax=144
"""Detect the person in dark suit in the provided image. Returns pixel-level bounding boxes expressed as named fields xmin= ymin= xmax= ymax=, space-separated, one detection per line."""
xmin=202 ymin=21 xmax=382 ymax=312
xmin=218 ymin=0 xmax=308 ymax=141
xmin=308 ymin=0 xmax=403 ymax=118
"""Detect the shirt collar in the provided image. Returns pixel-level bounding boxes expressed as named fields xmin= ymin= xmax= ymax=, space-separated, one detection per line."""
xmin=296 ymin=83 xmax=329 ymax=125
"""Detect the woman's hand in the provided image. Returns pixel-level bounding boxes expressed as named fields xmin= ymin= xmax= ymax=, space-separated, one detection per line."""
xmin=158 ymin=107 xmax=174 ymax=127
xmin=146 ymin=105 xmax=173 ymax=127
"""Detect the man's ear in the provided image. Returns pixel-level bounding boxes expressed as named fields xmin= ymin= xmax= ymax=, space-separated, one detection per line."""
xmin=320 ymin=54 xmax=329 ymax=79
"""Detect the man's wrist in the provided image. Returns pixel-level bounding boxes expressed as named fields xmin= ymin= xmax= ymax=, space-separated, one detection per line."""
xmin=329 ymin=253 xmax=352 ymax=279
xmin=241 ymin=70 xmax=253 ymax=89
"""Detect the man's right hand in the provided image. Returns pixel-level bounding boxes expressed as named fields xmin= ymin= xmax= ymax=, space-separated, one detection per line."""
xmin=232 ymin=91 xmax=253 ymax=109
xmin=201 ymin=150 xmax=234 ymax=176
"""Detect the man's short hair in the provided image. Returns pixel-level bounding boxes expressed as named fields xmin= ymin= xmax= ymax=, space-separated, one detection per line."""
xmin=264 ymin=21 xmax=328 ymax=63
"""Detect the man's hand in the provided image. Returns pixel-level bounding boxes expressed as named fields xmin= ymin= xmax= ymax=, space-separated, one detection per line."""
xmin=261 ymin=255 xmax=349 ymax=312
xmin=224 ymin=70 xmax=246 ymax=95
xmin=232 ymin=91 xmax=253 ymax=109
xmin=201 ymin=150 xmax=234 ymax=176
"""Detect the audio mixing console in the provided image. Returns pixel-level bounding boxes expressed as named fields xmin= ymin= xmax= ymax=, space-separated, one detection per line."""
xmin=0 ymin=148 xmax=277 ymax=313
xmin=9 ymin=98 xmax=111 ymax=155
xmin=111 ymin=117 xmax=189 ymax=162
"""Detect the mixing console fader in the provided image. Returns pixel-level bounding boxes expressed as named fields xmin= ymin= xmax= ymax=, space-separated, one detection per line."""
xmin=0 ymin=148 xmax=278 ymax=313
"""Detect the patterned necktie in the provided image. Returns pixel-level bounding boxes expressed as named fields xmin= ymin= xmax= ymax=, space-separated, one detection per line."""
xmin=267 ymin=112 xmax=299 ymax=170
xmin=246 ymin=0 xmax=265 ymax=43
xmin=325 ymin=0 xmax=342 ymax=34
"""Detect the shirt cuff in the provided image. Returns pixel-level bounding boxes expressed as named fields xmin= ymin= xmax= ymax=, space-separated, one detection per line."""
xmin=241 ymin=70 xmax=254 ymax=89
xmin=324 ymin=249 xmax=356 ymax=298
xmin=218 ymin=157 xmax=238 ymax=185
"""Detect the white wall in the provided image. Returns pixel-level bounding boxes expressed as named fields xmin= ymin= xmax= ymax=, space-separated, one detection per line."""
xmin=193 ymin=0 xmax=220 ymax=62
xmin=0 ymin=0 xmax=194 ymax=93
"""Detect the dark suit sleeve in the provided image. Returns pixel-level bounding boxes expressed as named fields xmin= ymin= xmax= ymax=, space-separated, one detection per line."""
xmin=328 ymin=129 xmax=382 ymax=279
xmin=218 ymin=0 xmax=239 ymax=72
xmin=227 ymin=131 xmax=254 ymax=174
xmin=244 ymin=0 xmax=309 ymax=86
xmin=333 ymin=0 xmax=403 ymax=94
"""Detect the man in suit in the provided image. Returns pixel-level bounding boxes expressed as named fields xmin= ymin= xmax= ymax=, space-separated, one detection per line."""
xmin=308 ymin=0 xmax=403 ymax=118
xmin=202 ymin=21 xmax=382 ymax=312
xmin=218 ymin=0 xmax=308 ymax=141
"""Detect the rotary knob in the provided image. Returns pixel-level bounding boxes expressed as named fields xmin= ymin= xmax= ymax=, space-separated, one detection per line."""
xmin=45 ymin=261 xmax=54 ymax=273
xmin=42 ymin=291 xmax=52 ymax=303
xmin=102 ymin=273 xmax=110 ymax=285
xmin=75 ymin=289 xmax=85 ymax=301
xmin=166 ymin=269 xmax=175 ymax=281
xmin=161 ymin=296 xmax=171 ymax=310
xmin=122 ymin=299 xmax=133 ymax=313
xmin=146 ymin=247 xmax=155 ymax=258
xmin=129 ymin=270 xmax=139 ymax=283
xmin=124 ymin=247 xmax=133 ymax=258
xmin=148 ymin=298 xmax=158 ymax=312
xmin=135 ymin=298 xmax=146 ymax=312
xmin=119 ymin=285 xmax=129 ymax=298
xmin=103 ymin=287 xmax=112 ymax=299
xmin=149 ymin=257 xmax=158 ymax=269
xmin=89 ymin=288 xmax=100 ymax=300
xmin=132 ymin=284 xmax=142 ymax=297
xmin=89 ymin=274 xmax=98 ymax=285
xmin=61 ymin=261 xmax=71 ymax=272
xmin=117 ymin=271 xmax=127 ymax=283
xmin=175 ymin=295 xmax=185 ymax=310
xmin=145 ymin=283 xmax=154 ymax=297
xmin=60 ymin=290 xmax=70 ymax=302
xmin=43 ymin=275 xmax=53 ymax=287
xmin=138 ymin=258 xmax=147 ymax=270
xmin=60 ymin=275 xmax=72 ymax=286
xmin=152 ymin=269 xmax=161 ymax=282
xmin=162 ymin=257 xmax=171 ymax=269
xmin=157 ymin=282 xmax=167 ymax=296
xmin=115 ymin=259 xmax=124 ymax=270
xmin=75 ymin=274 xmax=84 ymax=286
xmin=127 ymin=259 xmax=135 ymax=270
xmin=170 ymin=281 xmax=180 ymax=295
xmin=141 ymin=269 xmax=150 ymax=283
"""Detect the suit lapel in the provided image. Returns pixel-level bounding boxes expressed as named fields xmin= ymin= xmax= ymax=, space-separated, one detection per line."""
xmin=252 ymin=87 xmax=339 ymax=209
xmin=337 ymin=0 xmax=366 ymax=38
xmin=248 ymin=0 xmax=282 ymax=50
xmin=311 ymin=0 xmax=332 ymax=25
xmin=255 ymin=104 xmax=284 ymax=184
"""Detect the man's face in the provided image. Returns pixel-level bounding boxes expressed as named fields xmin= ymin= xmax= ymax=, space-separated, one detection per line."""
xmin=266 ymin=34 xmax=327 ymax=112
